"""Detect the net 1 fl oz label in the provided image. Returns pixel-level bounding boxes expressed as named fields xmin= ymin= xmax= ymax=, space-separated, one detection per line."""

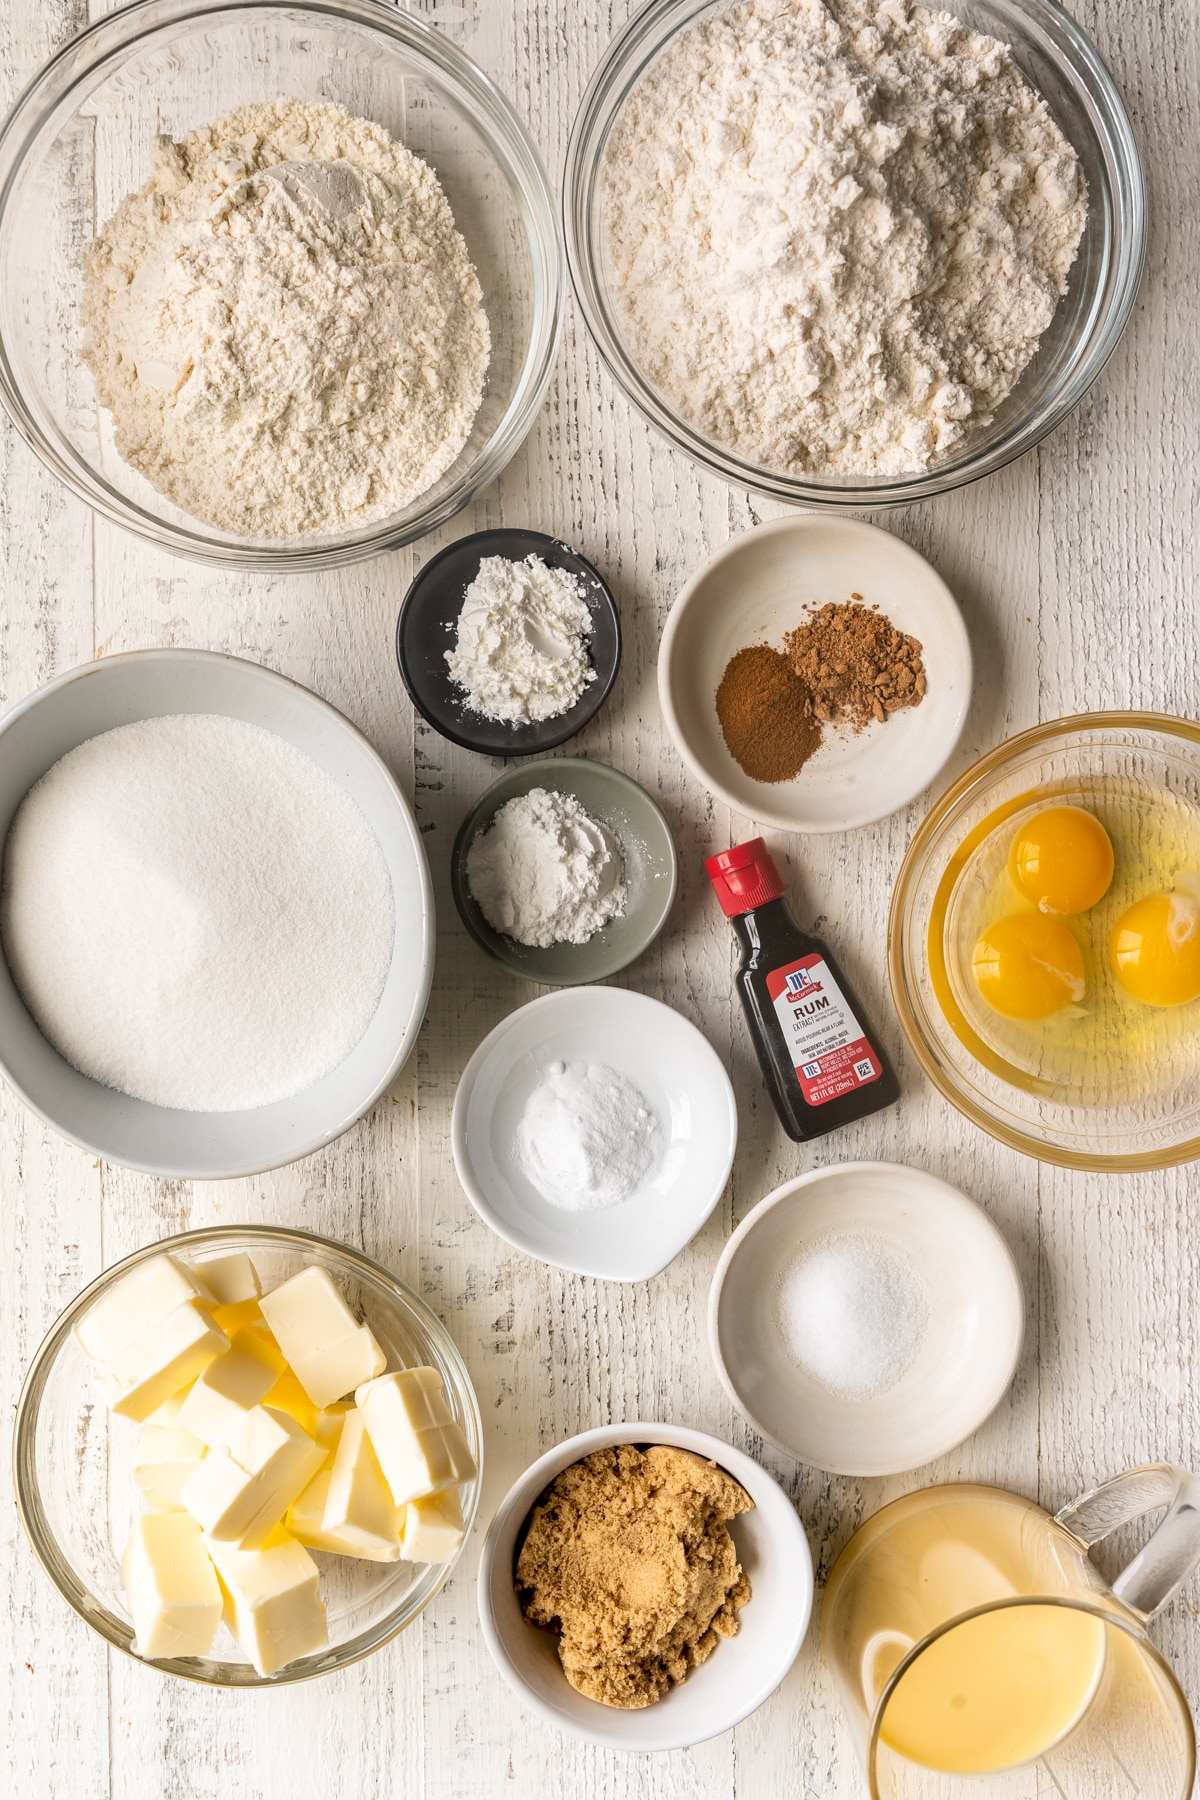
xmin=766 ymin=953 xmax=883 ymax=1106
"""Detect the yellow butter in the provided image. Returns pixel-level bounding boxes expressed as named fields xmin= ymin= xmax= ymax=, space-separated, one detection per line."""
xmin=192 ymin=1251 xmax=261 ymax=1308
xmin=321 ymin=1408 xmax=402 ymax=1560
xmin=401 ymin=1487 xmax=465 ymax=1565
xmin=287 ymin=1467 xmax=398 ymax=1562
xmin=122 ymin=1512 xmax=222 ymax=1661
xmin=204 ymin=1531 xmax=328 ymax=1677
xmin=357 ymin=1370 xmax=475 ymax=1506
xmin=259 ymin=1268 xmax=385 ymax=1408
xmin=96 ymin=1301 xmax=230 ymax=1422
xmin=176 ymin=1330 xmax=283 ymax=1447
xmin=75 ymin=1253 xmax=212 ymax=1365
xmin=133 ymin=1422 xmax=207 ymax=1511
xmin=180 ymin=1404 xmax=325 ymax=1549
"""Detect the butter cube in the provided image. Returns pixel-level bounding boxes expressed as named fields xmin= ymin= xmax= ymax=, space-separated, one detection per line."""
xmin=357 ymin=1369 xmax=476 ymax=1506
xmin=287 ymin=1467 xmax=398 ymax=1562
xmin=181 ymin=1405 xmax=325 ymax=1549
xmin=192 ymin=1252 xmax=260 ymax=1307
xmin=133 ymin=1422 xmax=207 ymax=1511
xmin=122 ymin=1512 xmax=222 ymax=1661
xmin=176 ymin=1330 xmax=283 ymax=1446
xmin=204 ymin=1532 xmax=327 ymax=1677
xmin=290 ymin=1328 xmax=385 ymax=1411
xmin=321 ymin=1408 xmax=402 ymax=1560
xmin=259 ymin=1268 xmax=385 ymax=1407
xmin=401 ymin=1488 xmax=465 ymax=1565
xmin=75 ymin=1254 xmax=211 ymax=1364
xmin=96 ymin=1302 xmax=229 ymax=1421
xmin=144 ymin=1390 xmax=190 ymax=1428
xmin=261 ymin=1368 xmax=319 ymax=1438
xmin=314 ymin=1402 xmax=350 ymax=1464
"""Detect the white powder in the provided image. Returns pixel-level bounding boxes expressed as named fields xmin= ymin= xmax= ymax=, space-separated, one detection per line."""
xmin=515 ymin=1060 xmax=662 ymax=1211
xmin=776 ymin=1231 xmax=928 ymax=1398
xmin=82 ymin=99 xmax=490 ymax=535
xmin=445 ymin=555 xmax=595 ymax=726
xmin=0 ymin=715 xmax=395 ymax=1112
xmin=601 ymin=0 xmax=1086 ymax=476
xmin=466 ymin=787 xmax=627 ymax=948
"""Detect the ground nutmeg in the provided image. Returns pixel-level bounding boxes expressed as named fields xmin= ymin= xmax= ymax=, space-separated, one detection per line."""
xmin=715 ymin=645 xmax=821 ymax=783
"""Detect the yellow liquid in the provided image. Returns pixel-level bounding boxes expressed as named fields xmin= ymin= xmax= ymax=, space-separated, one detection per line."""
xmin=826 ymin=1489 xmax=1109 ymax=1778
xmin=880 ymin=1602 xmax=1106 ymax=1774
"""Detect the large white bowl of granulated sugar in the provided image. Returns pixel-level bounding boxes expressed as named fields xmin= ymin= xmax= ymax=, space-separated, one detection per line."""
xmin=0 ymin=649 xmax=433 ymax=1177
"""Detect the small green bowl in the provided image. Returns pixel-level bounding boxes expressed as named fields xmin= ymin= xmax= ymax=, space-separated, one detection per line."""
xmin=451 ymin=758 xmax=677 ymax=985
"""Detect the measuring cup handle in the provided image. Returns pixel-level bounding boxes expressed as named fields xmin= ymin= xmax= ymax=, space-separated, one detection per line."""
xmin=1055 ymin=1463 xmax=1200 ymax=1618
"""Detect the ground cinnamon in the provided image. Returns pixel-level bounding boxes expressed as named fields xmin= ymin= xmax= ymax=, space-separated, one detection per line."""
xmin=715 ymin=645 xmax=821 ymax=783
xmin=783 ymin=596 xmax=926 ymax=731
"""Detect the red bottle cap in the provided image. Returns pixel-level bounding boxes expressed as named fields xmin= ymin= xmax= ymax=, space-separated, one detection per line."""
xmin=705 ymin=838 xmax=786 ymax=917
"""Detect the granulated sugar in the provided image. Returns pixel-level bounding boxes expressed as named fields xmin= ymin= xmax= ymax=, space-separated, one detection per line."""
xmin=776 ymin=1231 xmax=928 ymax=1398
xmin=0 ymin=714 xmax=394 ymax=1112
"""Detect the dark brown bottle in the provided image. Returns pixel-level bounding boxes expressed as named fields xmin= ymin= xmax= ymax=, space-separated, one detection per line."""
xmin=705 ymin=837 xmax=899 ymax=1141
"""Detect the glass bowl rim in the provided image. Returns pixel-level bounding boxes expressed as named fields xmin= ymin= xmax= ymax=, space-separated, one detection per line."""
xmin=562 ymin=0 xmax=1147 ymax=509
xmin=0 ymin=0 xmax=565 ymax=570
xmin=888 ymin=710 xmax=1200 ymax=1172
xmin=12 ymin=1222 xmax=484 ymax=1686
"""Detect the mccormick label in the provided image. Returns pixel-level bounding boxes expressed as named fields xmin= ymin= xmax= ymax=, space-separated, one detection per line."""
xmin=766 ymin=954 xmax=883 ymax=1106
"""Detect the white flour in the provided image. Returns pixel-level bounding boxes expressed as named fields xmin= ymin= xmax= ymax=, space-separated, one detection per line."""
xmin=602 ymin=0 xmax=1086 ymax=475
xmin=515 ymin=1060 xmax=663 ymax=1211
xmin=82 ymin=99 xmax=490 ymax=535
xmin=0 ymin=715 xmax=395 ymax=1112
xmin=465 ymin=787 xmax=627 ymax=948
xmin=445 ymin=555 xmax=594 ymax=725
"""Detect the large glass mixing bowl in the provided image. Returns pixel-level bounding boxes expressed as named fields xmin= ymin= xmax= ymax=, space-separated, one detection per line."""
xmin=0 ymin=0 xmax=562 ymax=568
xmin=889 ymin=715 xmax=1200 ymax=1170
xmin=13 ymin=1226 xmax=483 ymax=1686
xmin=564 ymin=0 xmax=1145 ymax=509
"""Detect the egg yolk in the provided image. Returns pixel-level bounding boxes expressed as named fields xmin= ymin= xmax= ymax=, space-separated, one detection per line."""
xmin=1007 ymin=806 xmax=1114 ymax=915
xmin=1110 ymin=879 xmax=1200 ymax=1007
xmin=972 ymin=913 xmax=1087 ymax=1020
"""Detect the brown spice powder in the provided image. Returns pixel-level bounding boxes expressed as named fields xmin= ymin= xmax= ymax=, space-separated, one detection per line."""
xmin=715 ymin=644 xmax=821 ymax=783
xmin=783 ymin=596 xmax=927 ymax=731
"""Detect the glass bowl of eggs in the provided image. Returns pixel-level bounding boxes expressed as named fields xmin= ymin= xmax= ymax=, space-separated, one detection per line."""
xmin=889 ymin=714 xmax=1200 ymax=1170
xmin=13 ymin=1225 xmax=482 ymax=1685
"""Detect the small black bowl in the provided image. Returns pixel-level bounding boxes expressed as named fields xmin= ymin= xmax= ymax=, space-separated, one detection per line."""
xmin=395 ymin=529 xmax=621 ymax=757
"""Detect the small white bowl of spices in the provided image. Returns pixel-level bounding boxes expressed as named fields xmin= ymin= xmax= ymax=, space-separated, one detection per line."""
xmin=708 ymin=1161 xmax=1025 ymax=1476
xmin=658 ymin=516 xmax=972 ymax=833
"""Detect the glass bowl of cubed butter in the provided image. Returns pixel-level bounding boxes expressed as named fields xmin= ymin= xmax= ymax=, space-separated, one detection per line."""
xmin=13 ymin=1226 xmax=482 ymax=1685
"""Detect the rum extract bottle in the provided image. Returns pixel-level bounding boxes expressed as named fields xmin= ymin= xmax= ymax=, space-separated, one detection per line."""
xmin=705 ymin=837 xmax=899 ymax=1141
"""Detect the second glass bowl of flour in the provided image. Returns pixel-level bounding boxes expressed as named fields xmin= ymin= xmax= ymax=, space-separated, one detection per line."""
xmin=565 ymin=0 xmax=1145 ymax=507
xmin=0 ymin=0 xmax=562 ymax=567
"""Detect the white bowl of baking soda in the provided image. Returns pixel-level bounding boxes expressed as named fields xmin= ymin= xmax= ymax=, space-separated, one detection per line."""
xmin=451 ymin=985 xmax=737 ymax=1279
xmin=0 ymin=648 xmax=433 ymax=1178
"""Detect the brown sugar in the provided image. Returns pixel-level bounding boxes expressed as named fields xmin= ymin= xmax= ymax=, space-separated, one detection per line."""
xmin=783 ymin=596 xmax=926 ymax=732
xmin=515 ymin=1443 xmax=753 ymax=1709
xmin=715 ymin=644 xmax=821 ymax=783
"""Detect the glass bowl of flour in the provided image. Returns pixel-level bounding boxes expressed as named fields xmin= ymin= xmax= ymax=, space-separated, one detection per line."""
xmin=0 ymin=0 xmax=562 ymax=568
xmin=565 ymin=0 xmax=1145 ymax=507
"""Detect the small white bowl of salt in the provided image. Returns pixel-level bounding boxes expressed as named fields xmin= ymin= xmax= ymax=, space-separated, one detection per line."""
xmin=451 ymin=986 xmax=737 ymax=1280
xmin=708 ymin=1163 xmax=1024 ymax=1477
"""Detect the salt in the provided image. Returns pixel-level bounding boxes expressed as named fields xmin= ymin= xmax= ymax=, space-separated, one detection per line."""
xmin=0 ymin=714 xmax=395 ymax=1113
xmin=514 ymin=1060 xmax=662 ymax=1211
xmin=775 ymin=1232 xmax=928 ymax=1400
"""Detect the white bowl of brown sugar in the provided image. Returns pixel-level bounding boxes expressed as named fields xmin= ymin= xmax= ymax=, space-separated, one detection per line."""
xmin=658 ymin=517 xmax=972 ymax=833
xmin=477 ymin=1421 xmax=813 ymax=1750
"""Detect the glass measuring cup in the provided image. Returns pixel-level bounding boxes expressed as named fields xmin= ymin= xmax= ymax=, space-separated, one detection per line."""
xmin=822 ymin=1467 xmax=1200 ymax=1797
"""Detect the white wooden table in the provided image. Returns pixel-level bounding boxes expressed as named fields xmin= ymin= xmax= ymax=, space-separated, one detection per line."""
xmin=2 ymin=2 xmax=1197 ymax=1796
